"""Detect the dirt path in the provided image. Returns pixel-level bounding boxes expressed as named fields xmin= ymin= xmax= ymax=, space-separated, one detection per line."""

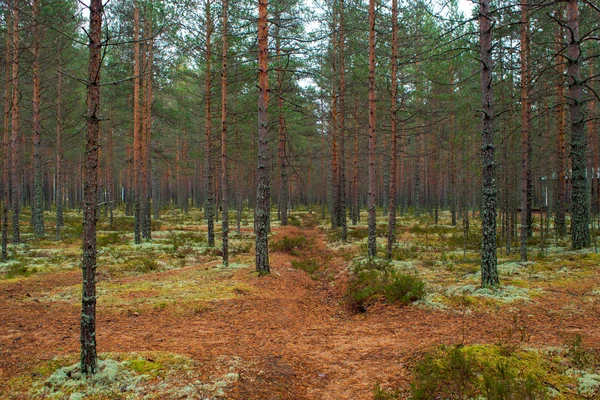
xmin=1 ymin=226 xmax=600 ymax=399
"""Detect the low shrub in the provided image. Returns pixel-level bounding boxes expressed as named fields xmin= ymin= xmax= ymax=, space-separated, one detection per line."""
xmin=291 ymin=259 xmax=319 ymax=278
xmin=347 ymin=259 xmax=424 ymax=311
xmin=270 ymin=235 xmax=310 ymax=255
xmin=288 ymin=215 xmax=302 ymax=227
xmin=411 ymin=345 xmax=548 ymax=400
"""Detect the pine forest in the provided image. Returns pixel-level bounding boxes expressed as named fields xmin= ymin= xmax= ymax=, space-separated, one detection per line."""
xmin=1 ymin=0 xmax=600 ymax=398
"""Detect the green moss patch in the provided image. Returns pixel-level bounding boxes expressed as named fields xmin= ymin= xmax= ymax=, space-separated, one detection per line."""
xmin=7 ymin=352 xmax=241 ymax=400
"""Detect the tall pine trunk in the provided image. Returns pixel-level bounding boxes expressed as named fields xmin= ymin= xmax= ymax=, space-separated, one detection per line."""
xmin=205 ymin=0 xmax=215 ymax=247
xmin=338 ymin=0 xmax=347 ymax=241
xmin=567 ymin=0 xmax=589 ymax=249
xmin=555 ymin=16 xmax=567 ymax=237
xmin=367 ymin=0 xmax=377 ymax=258
xmin=386 ymin=0 xmax=398 ymax=261
xmin=276 ymin=14 xmax=288 ymax=227
xmin=10 ymin=0 xmax=20 ymax=244
xmin=2 ymin=8 xmax=12 ymax=260
xmin=56 ymin=47 xmax=64 ymax=240
xmin=81 ymin=0 xmax=103 ymax=374
xmin=133 ymin=1 xmax=142 ymax=244
xmin=255 ymin=0 xmax=270 ymax=274
xmin=479 ymin=0 xmax=499 ymax=286
xmin=32 ymin=0 xmax=44 ymax=238
xmin=519 ymin=0 xmax=530 ymax=261
xmin=221 ymin=0 xmax=229 ymax=266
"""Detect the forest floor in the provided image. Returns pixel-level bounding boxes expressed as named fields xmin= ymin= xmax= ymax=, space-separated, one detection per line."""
xmin=1 ymin=208 xmax=600 ymax=399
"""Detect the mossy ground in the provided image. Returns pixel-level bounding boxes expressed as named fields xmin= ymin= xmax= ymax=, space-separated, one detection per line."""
xmin=1 ymin=206 xmax=599 ymax=399
xmin=7 ymin=352 xmax=241 ymax=400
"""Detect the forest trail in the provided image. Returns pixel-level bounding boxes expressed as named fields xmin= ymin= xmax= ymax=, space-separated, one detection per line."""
xmin=1 ymin=224 xmax=600 ymax=399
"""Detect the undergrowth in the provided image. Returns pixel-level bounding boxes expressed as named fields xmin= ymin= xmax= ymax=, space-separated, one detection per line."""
xmin=347 ymin=258 xmax=425 ymax=312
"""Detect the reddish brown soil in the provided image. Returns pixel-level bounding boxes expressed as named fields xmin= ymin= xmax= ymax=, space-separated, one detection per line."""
xmin=1 ymin=225 xmax=600 ymax=399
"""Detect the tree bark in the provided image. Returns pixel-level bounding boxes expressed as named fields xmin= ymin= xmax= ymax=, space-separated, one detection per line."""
xmin=338 ymin=0 xmax=347 ymax=241
xmin=32 ymin=0 xmax=44 ymax=238
xmin=143 ymin=7 xmax=153 ymax=240
xmin=205 ymin=0 xmax=215 ymax=247
xmin=10 ymin=0 xmax=20 ymax=244
xmin=567 ymin=0 xmax=589 ymax=249
xmin=221 ymin=0 xmax=229 ymax=266
xmin=479 ymin=0 xmax=499 ymax=286
xmin=519 ymin=0 xmax=530 ymax=261
xmin=133 ymin=1 xmax=142 ymax=244
xmin=367 ymin=0 xmax=377 ymax=258
xmin=3 ymin=8 xmax=12 ymax=260
xmin=81 ymin=0 xmax=103 ymax=375
xmin=555 ymin=16 xmax=567 ymax=237
xmin=255 ymin=0 xmax=270 ymax=274
xmin=386 ymin=0 xmax=398 ymax=261
xmin=276 ymin=12 xmax=288 ymax=227
xmin=56 ymin=46 xmax=64 ymax=240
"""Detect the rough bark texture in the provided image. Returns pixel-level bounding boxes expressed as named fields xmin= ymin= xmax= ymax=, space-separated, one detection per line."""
xmin=276 ymin=13 xmax=288 ymax=227
xmin=3 ymin=8 xmax=12 ymax=260
xmin=386 ymin=0 xmax=398 ymax=261
xmin=338 ymin=0 xmax=347 ymax=241
xmin=221 ymin=0 xmax=229 ymax=266
xmin=351 ymin=100 xmax=359 ymax=226
xmin=32 ymin=0 xmax=45 ymax=238
xmin=519 ymin=0 xmax=530 ymax=261
xmin=255 ymin=0 xmax=270 ymax=274
xmin=205 ymin=0 xmax=215 ymax=248
xmin=143 ymin=9 xmax=154 ymax=240
xmin=555 ymin=18 xmax=567 ymax=237
xmin=367 ymin=0 xmax=377 ymax=258
xmin=56 ymin=47 xmax=64 ymax=240
xmin=10 ymin=0 xmax=20 ymax=244
xmin=330 ymin=7 xmax=339 ymax=230
xmin=479 ymin=0 xmax=499 ymax=286
xmin=133 ymin=1 xmax=142 ymax=244
xmin=81 ymin=0 xmax=103 ymax=375
xmin=567 ymin=0 xmax=589 ymax=249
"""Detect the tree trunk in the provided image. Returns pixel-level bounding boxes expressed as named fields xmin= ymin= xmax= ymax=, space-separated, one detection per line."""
xmin=555 ymin=18 xmax=567 ymax=237
xmin=2 ymin=7 xmax=11 ymax=259
xmin=338 ymin=0 xmax=347 ymax=241
xmin=567 ymin=0 xmax=589 ymax=249
xmin=386 ymin=0 xmax=398 ymax=261
xmin=205 ymin=0 xmax=215 ymax=247
xmin=143 ymin=8 xmax=153 ymax=240
xmin=32 ymin=0 xmax=45 ymax=238
xmin=330 ymin=7 xmax=339 ymax=230
xmin=10 ymin=0 xmax=20 ymax=244
xmin=221 ymin=0 xmax=229 ymax=266
xmin=56 ymin=46 xmax=64 ymax=240
xmin=275 ymin=14 xmax=288 ymax=227
xmin=81 ymin=0 xmax=103 ymax=375
xmin=352 ymin=98 xmax=359 ymax=225
xmin=519 ymin=0 xmax=530 ymax=261
xmin=479 ymin=0 xmax=498 ymax=286
xmin=133 ymin=1 xmax=142 ymax=244
xmin=255 ymin=0 xmax=270 ymax=274
xmin=367 ymin=0 xmax=377 ymax=258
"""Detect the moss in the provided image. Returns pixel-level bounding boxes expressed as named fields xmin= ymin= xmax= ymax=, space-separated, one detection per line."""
xmin=410 ymin=345 xmax=572 ymax=400
xmin=9 ymin=352 xmax=246 ymax=400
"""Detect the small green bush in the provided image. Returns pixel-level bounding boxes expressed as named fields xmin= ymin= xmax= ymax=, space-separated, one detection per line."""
xmin=411 ymin=345 xmax=548 ymax=400
xmin=4 ymin=262 xmax=36 ymax=278
xmin=288 ymin=215 xmax=302 ymax=227
xmin=270 ymin=235 xmax=309 ymax=255
xmin=566 ymin=334 xmax=594 ymax=369
xmin=96 ymin=232 xmax=123 ymax=247
xmin=291 ymin=259 xmax=319 ymax=277
xmin=347 ymin=259 xmax=424 ymax=311
xmin=137 ymin=257 xmax=160 ymax=273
